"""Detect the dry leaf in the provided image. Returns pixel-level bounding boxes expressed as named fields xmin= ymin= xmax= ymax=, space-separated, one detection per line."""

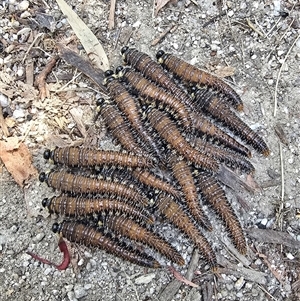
xmin=69 ymin=107 xmax=87 ymax=138
xmin=56 ymin=0 xmax=109 ymax=70
xmin=214 ymin=65 xmax=236 ymax=78
xmin=0 ymin=139 xmax=38 ymax=187
xmin=168 ymin=266 xmax=199 ymax=288
xmin=154 ymin=0 xmax=178 ymax=16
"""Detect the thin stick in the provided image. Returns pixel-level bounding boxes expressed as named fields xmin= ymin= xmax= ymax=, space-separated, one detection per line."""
xmin=108 ymin=0 xmax=116 ymax=30
xmin=274 ymin=33 xmax=300 ymax=117
xmin=22 ymin=33 xmax=44 ymax=64
xmin=54 ymin=72 xmax=82 ymax=93
xmin=151 ymin=23 xmax=178 ymax=46
xmin=246 ymin=18 xmax=265 ymax=38
xmin=257 ymin=284 xmax=279 ymax=301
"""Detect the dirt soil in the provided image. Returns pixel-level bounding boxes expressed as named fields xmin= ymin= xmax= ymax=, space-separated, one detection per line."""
xmin=0 ymin=0 xmax=300 ymax=300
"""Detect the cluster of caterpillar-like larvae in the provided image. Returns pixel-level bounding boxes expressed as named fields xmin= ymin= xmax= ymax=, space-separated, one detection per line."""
xmin=39 ymin=47 xmax=270 ymax=271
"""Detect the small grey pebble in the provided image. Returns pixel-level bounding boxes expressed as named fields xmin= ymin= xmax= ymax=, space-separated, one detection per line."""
xmin=74 ymin=284 xmax=88 ymax=299
xmin=67 ymin=291 xmax=77 ymax=301
xmin=33 ymin=233 xmax=45 ymax=243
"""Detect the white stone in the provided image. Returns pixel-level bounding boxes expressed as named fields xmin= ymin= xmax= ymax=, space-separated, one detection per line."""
xmin=134 ymin=273 xmax=156 ymax=284
xmin=0 ymin=93 xmax=9 ymax=107
xmin=74 ymin=284 xmax=88 ymax=299
xmin=17 ymin=0 xmax=29 ymax=11
xmin=286 ymin=253 xmax=294 ymax=260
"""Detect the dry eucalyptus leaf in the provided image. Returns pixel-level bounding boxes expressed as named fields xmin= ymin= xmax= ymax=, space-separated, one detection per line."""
xmin=0 ymin=139 xmax=38 ymax=187
xmin=56 ymin=0 xmax=109 ymax=70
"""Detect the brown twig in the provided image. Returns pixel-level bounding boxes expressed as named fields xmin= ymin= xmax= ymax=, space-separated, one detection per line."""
xmin=109 ymin=0 xmax=116 ymax=30
xmin=35 ymin=56 xmax=59 ymax=100
xmin=151 ymin=23 xmax=178 ymax=46
xmin=203 ymin=11 xmax=226 ymax=28
xmin=159 ymin=249 xmax=200 ymax=301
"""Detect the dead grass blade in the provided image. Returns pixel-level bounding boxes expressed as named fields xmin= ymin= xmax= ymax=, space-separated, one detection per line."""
xmin=55 ymin=0 xmax=109 ymax=71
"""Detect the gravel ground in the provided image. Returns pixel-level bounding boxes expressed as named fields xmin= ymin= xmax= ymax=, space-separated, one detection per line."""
xmin=0 ymin=0 xmax=300 ymax=300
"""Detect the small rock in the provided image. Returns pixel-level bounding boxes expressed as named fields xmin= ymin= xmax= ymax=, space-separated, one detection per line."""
xmin=78 ymin=258 xmax=84 ymax=266
xmin=67 ymin=291 xmax=77 ymax=301
xmin=235 ymin=277 xmax=245 ymax=290
xmin=65 ymin=284 xmax=74 ymax=292
xmin=33 ymin=232 xmax=45 ymax=243
xmin=44 ymin=267 xmax=53 ymax=275
xmin=74 ymin=284 xmax=88 ymax=299
xmin=286 ymin=253 xmax=294 ymax=260
xmin=13 ymin=109 xmax=25 ymax=119
xmin=134 ymin=273 xmax=156 ymax=284
xmin=23 ymin=260 xmax=30 ymax=268
xmin=228 ymin=10 xmax=234 ymax=17
xmin=0 ymin=93 xmax=9 ymax=107
xmin=17 ymin=0 xmax=29 ymax=11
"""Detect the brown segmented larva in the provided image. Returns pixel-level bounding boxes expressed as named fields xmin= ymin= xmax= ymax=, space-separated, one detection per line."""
xmin=193 ymin=89 xmax=270 ymax=156
xmin=40 ymin=171 xmax=149 ymax=206
xmin=195 ymin=171 xmax=247 ymax=254
xmin=42 ymin=195 xmax=154 ymax=224
xmin=156 ymin=50 xmax=244 ymax=112
xmin=146 ymin=107 xmax=219 ymax=172
xmin=169 ymin=157 xmax=212 ymax=230
xmin=131 ymin=168 xmax=181 ymax=199
xmin=117 ymin=67 xmax=192 ymax=129
xmin=120 ymin=47 xmax=196 ymax=110
xmin=43 ymin=146 xmax=153 ymax=169
xmin=191 ymin=112 xmax=252 ymax=158
xmin=52 ymin=221 xmax=161 ymax=268
xmin=96 ymin=98 xmax=146 ymax=155
xmin=105 ymin=215 xmax=184 ymax=266
xmin=104 ymin=75 xmax=165 ymax=161
xmin=156 ymin=195 xmax=217 ymax=269
xmin=192 ymin=138 xmax=255 ymax=174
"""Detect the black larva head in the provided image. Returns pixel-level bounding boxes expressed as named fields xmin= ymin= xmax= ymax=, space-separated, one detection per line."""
xmin=121 ymin=46 xmax=129 ymax=55
xmin=104 ymin=69 xmax=114 ymax=77
xmin=116 ymin=65 xmax=129 ymax=78
xmin=39 ymin=172 xmax=47 ymax=182
xmin=190 ymin=86 xmax=197 ymax=94
xmin=156 ymin=50 xmax=166 ymax=62
xmin=42 ymin=198 xmax=50 ymax=208
xmin=52 ymin=222 xmax=61 ymax=233
xmin=43 ymin=149 xmax=51 ymax=160
xmin=115 ymin=65 xmax=124 ymax=74
xmin=104 ymin=76 xmax=115 ymax=86
xmin=96 ymin=97 xmax=106 ymax=107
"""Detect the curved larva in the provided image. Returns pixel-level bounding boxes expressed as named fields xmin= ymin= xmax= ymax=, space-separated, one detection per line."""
xmin=156 ymin=195 xmax=217 ymax=269
xmin=192 ymin=112 xmax=252 ymax=158
xmin=97 ymin=99 xmax=146 ymax=155
xmin=43 ymin=170 xmax=149 ymax=206
xmin=121 ymin=47 xmax=196 ymax=110
xmin=192 ymin=138 xmax=255 ymax=174
xmin=131 ymin=168 xmax=181 ymax=199
xmin=156 ymin=50 xmax=244 ymax=112
xmin=105 ymin=215 xmax=185 ymax=265
xmin=53 ymin=221 xmax=161 ymax=268
xmin=196 ymin=171 xmax=247 ymax=254
xmin=44 ymin=147 xmax=153 ymax=168
xmin=146 ymin=107 xmax=219 ymax=172
xmin=169 ymin=157 xmax=212 ymax=230
xmin=118 ymin=68 xmax=192 ymax=129
xmin=104 ymin=76 xmax=165 ymax=161
xmin=193 ymin=89 xmax=270 ymax=157
xmin=42 ymin=195 xmax=154 ymax=224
